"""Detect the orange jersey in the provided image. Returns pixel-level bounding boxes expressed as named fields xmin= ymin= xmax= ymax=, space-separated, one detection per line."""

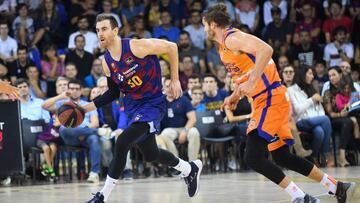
xmin=218 ymin=27 xmax=282 ymax=97
xmin=218 ymin=27 xmax=293 ymax=151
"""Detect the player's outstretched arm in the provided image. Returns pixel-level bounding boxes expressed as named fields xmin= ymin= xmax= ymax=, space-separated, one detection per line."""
xmin=131 ymin=39 xmax=182 ymax=99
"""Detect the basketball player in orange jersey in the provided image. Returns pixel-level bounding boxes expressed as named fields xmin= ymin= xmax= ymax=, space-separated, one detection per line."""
xmin=203 ymin=4 xmax=355 ymax=203
xmin=0 ymin=80 xmax=20 ymax=99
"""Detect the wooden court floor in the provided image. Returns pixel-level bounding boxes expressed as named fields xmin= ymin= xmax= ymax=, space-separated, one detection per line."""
xmin=0 ymin=167 xmax=360 ymax=203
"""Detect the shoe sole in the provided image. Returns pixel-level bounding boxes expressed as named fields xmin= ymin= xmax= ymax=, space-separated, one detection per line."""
xmin=345 ymin=182 xmax=356 ymax=203
xmin=192 ymin=160 xmax=203 ymax=198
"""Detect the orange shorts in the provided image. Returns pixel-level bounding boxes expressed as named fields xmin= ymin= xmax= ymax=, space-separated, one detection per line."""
xmin=246 ymin=85 xmax=294 ymax=151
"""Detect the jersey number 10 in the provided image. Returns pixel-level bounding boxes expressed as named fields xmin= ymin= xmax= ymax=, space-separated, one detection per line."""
xmin=128 ymin=76 xmax=143 ymax=88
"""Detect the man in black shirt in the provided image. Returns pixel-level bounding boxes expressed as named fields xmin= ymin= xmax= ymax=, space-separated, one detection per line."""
xmin=65 ymin=34 xmax=94 ymax=80
xmin=291 ymin=29 xmax=322 ymax=67
xmin=8 ymin=45 xmax=35 ymax=84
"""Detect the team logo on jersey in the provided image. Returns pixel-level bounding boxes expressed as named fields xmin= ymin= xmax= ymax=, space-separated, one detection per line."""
xmin=117 ymin=73 xmax=124 ymax=82
xmin=125 ymin=57 xmax=134 ymax=65
xmin=111 ymin=63 xmax=116 ymax=71
xmin=134 ymin=114 xmax=142 ymax=121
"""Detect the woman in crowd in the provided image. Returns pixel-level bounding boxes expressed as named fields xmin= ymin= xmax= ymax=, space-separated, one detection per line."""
xmin=288 ymin=65 xmax=333 ymax=167
xmin=281 ymin=65 xmax=313 ymax=158
xmin=323 ymin=66 xmax=356 ymax=167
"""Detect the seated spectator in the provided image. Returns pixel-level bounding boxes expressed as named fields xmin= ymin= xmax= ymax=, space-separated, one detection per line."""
xmin=201 ymin=74 xmax=228 ymax=111
xmin=190 ymin=86 xmax=206 ymax=111
xmin=321 ymin=65 xmax=360 ymax=96
xmin=101 ymin=0 xmax=122 ymax=29
xmin=234 ymin=0 xmax=260 ymax=34
xmin=263 ymin=7 xmax=293 ymax=57
xmin=263 ymin=0 xmax=288 ymax=26
xmin=41 ymin=43 xmax=65 ymax=81
xmin=15 ymin=78 xmax=50 ymax=122
xmin=12 ymin=3 xmax=35 ymax=46
xmin=65 ymin=34 xmax=94 ymax=80
xmin=277 ymin=55 xmax=290 ymax=71
xmin=287 ymin=65 xmax=333 ymax=167
xmin=128 ymin=15 xmax=151 ymax=39
xmin=158 ymin=78 xmax=200 ymax=161
xmin=26 ymin=65 xmax=47 ymax=99
xmin=8 ymin=45 xmax=35 ymax=84
xmin=184 ymin=75 xmax=201 ymax=100
xmin=323 ymin=68 xmax=356 ymax=167
xmin=351 ymin=69 xmax=360 ymax=84
xmin=178 ymin=31 xmax=206 ymax=75
xmin=84 ymin=59 xmax=104 ymax=89
xmin=55 ymin=76 xmax=68 ymax=94
xmin=159 ymin=58 xmax=170 ymax=83
xmin=36 ymin=115 xmax=61 ymax=181
xmin=31 ymin=0 xmax=66 ymax=49
xmin=184 ymin=10 xmax=206 ymax=50
xmin=68 ymin=15 xmax=99 ymax=55
xmin=41 ymin=79 xmax=102 ymax=183
xmin=280 ymin=65 xmax=313 ymax=158
xmin=293 ymin=3 xmax=321 ymax=45
xmin=313 ymin=61 xmax=328 ymax=93
xmin=323 ymin=26 xmax=354 ymax=68
xmin=0 ymin=21 xmax=18 ymax=63
xmin=152 ymin=10 xmax=180 ymax=42
xmin=145 ymin=0 xmax=161 ymax=29
xmin=291 ymin=29 xmax=322 ymax=68
xmin=179 ymin=55 xmax=196 ymax=91
xmin=122 ymin=0 xmax=144 ymax=23
xmin=322 ymin=1 xmax=352 ymax=43
xmin=323 ymin=0 xmax=347 ymax=19
xmin=339 ymin=61 xmax=352 ymax=75
xmin=64 ymin=63 xmax=78 ymax=80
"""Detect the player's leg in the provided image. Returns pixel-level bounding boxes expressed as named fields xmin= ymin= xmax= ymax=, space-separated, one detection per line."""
xmin=86 ymin=122 xmax=151 ymax=203
xmin=245 ymin=130 xmax=315 ymax=202
xmin=136 ymin=132 xmax=202 ymax=197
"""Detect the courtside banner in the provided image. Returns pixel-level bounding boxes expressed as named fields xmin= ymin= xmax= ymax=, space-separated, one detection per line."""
xmin=0 ymin=101 xmax=24 ymax=175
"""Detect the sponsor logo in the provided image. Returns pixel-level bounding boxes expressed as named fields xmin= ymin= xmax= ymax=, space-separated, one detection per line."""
xmin=125 ymin=57 xmax=134 ymax=65
xmin=123 ymin=64 xmax=139 ymax=78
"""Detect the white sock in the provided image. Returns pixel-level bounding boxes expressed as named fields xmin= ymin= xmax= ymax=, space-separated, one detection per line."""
xmin=100 ymin=175 xmax=118 ymax=202
xmin=173 ymin=158 xmax=191 ymax=177
xmin=284 ymin=181 xmax=306 ymax=201
xmin=320 ymin=174 xmax=337 ymax=194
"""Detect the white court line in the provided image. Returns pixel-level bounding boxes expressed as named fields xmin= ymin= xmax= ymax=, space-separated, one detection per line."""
xmin=268 ymin=193 xmax=331 ymax=203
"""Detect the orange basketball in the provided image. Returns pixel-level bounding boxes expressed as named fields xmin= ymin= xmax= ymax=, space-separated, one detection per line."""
xmin=57 ymin=101 xmax=85 ymax=128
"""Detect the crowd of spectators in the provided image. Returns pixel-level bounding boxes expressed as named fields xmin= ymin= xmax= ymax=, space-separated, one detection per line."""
xmin=0 ymin=0 xmax=360 ymax=185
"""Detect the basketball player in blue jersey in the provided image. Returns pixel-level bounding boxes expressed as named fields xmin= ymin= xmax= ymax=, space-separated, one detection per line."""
xmin=81 ymin=14 xmax=203 ymax=203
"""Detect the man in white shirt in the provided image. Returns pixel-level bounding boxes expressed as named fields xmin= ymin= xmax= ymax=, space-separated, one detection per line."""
xmin=184 ymin=10 xmax=206 ymax=50
xmin=68 ymin=15 xmax=99 ymax=55
xmin=323 ymin=26 xmax=353 ymax=68
xmin=0 ymin=21 xmax=17 ymax=63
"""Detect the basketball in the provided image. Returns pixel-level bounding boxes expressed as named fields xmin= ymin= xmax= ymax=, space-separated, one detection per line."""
xmin=57 ymin=101 xmax=85 ymax=128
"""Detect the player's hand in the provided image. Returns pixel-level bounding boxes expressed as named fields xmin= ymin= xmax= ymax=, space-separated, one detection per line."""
xmin=220 ymin=94 xmax=239 ymax=111
xmin=237 ymin=79 xmax=255 ymax=97
xmin=179 ymin=130 xmax=188 ymax=144
xmin=169 ymin=79 xmax=182 ymax=99
xmin=0 ymin=81 xmax=20 ymax=100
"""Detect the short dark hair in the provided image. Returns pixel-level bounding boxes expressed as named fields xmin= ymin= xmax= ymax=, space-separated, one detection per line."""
xmin=14 ymin=78 xmax=29 ymax=87
xmin=182 ymin=55 xmax=193 ymax=62
xmin=74 ymin=34 xmax=85 ymax=43
xmin=16 ymin=3 xmax=27 ymax=13
xmin=330 ymin=0 xmax=342 ymax=8
xmin=189 ymin=74 xmax=200 ymax=81
xmin=0 ymin=20 xmax=8 ymax=27
xmin=203 ymin=74 xmax=217 ymax=81
xmin=78 ymin=14 xmax=88 ymax=22
xmin=68 ymin=78 xmax=83 ymax=88
xmin=332 ymin=26 xmax=347 ymax=37
xmin=202 ymin=3 xmax=231 ymax=28
xmin=191 ymin=86 xmax=203 ymax=93
xmin=180 ymin=30 xmax=190 ymax=37
xmin=96 ymin=13 xmax=118 ymax=29
xmin=271 ymin=6 xmax=281 ymax=15
xmin=17 ymin=44 xmax=28 ymax=53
